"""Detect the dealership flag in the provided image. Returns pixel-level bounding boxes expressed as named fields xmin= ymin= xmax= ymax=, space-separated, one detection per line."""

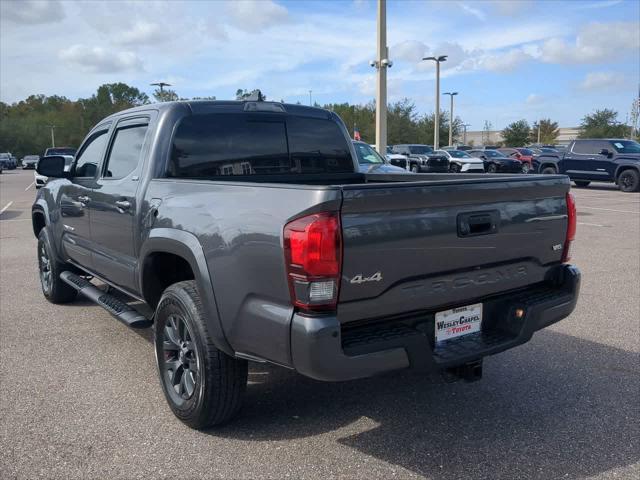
xmin=353 ymin=124 xmax=361 ymax=141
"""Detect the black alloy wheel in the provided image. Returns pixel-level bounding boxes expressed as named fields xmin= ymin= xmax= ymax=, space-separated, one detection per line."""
xmin=486 ymin=163 xmax=497 ymax=173
xmin=161 ymin=314 xmax=199 ymax=402
xmin=618 ymin=169 xmax=640 ymax=192
xmin=38 ymin=242 xmax=52 ymax=294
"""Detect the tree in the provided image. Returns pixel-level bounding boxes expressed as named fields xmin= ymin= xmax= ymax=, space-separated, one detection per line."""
xmin=579 ymin=109 xmax=631 ymax=138
xmin=501 ymin=119 xmax=530 ymax=146
xmin=416 ymin=110 xmax=461 ymax=147
xmin=235 ymin=89 xmax=266 ymax=101
xmin=153 ymin=88 xmax=179 ymax=102
xmin=530 ymin=118 xmax=559 ymax=144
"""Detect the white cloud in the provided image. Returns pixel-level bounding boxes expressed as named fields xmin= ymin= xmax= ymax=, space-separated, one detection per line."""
xmin=480 ymin=48 xmax=531 ymax=72
xmin=540 ymin=22 xmax=640 ymax=64
xmin=579 ymin=72 xmax=625 ymax=90
xmin=0 ymin=0 xmax=64 ymax=25
xmin=115 ymin=21 xmax=167 ymax=46
xmin=58 ymin=45 xmax=143 ymax=73
xmin=526 ymin=94 xmax=543 ymax=105
xmin=574 ymin=0 xmax=623 ymax=10
xmin=459 ymin=3 xmax=486 ymax=21
xmin=227 ymin=0 xmax=289 ymax=33
xmin=390 ymin=40 xmax=428 ymax=63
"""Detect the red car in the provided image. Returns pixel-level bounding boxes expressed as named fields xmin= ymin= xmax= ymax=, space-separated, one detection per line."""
xmin=498 ymin=148 xmax=534 ymax=173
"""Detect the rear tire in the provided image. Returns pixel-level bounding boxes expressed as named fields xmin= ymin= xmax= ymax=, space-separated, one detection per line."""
xmin=155 ymin=280 xmax=248 ymax=429
xmin=37 ymin=228 xmax=77 ymax=303
xmin=411 ymin=164 xmax=419 ymax=173
xmin=618 ymin=169 xmax=640 ymax=192
xmin=486 ymin=163 xmax=497 ymax=173
xmin=574 ymin=181 xmax=591 ymax=188
xmin=541 ymin=166 xmax=557 ymax=175
xmin=449 ymin=163 xmax=460 ymax=173
xmin=521 ymin=162 xmax=530 ymax=174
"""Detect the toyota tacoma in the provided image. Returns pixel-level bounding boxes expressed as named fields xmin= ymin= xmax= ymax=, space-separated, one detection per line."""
xmin=32 ymin=99 xmax=580 ymax=429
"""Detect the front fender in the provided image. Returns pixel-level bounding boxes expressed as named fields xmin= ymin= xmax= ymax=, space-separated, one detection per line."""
xmin=139 ymin=228 xmax=234 ymax=356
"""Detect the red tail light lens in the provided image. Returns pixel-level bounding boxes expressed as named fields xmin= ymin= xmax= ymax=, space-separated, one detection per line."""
xmin=284 ymin=212 xmax=342 ymax=311
xmin=562 ymin=192 xmax=576 ymax=263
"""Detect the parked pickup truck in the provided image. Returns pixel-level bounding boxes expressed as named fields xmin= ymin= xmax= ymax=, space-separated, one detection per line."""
xmin=390 ymin=144 xmax=450 ymax=173
xmin=33 ymin=100 xmax=580 ymax=429
xmin=535 ymin=138 xmax=640 ymax=192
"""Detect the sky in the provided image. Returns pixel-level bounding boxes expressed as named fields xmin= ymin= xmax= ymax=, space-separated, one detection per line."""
xmin=1 ymin=0 xmax=639 ymax=130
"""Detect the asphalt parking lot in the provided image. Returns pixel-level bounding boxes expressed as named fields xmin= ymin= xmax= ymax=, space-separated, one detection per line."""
xmin=1 ymin=168 xmax=638 ymax=479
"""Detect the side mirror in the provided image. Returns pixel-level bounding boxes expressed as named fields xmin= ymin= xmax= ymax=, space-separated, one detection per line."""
xmin=36 ymin=155 xmax=68 ymax=178
xmin=599 ymin=148 xmax=612 ymax=157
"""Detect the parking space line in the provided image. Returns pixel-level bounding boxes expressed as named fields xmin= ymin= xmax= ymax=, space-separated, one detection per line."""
xmin=581 ymin=206 xmax=639 ymax=214
xmin=25 ymin=181 xmax=35 ymax=191
xmin=578 ymin=222 xmax=606 ymax=227
xmin=0 ymin=201 xmax=13 ymax=215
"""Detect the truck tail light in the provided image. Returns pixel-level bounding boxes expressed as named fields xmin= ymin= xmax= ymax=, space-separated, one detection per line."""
xmin=562 ymin=192 xmax=576 ymax=263
xmin=284 ymin=212 xmax=342 ymax=312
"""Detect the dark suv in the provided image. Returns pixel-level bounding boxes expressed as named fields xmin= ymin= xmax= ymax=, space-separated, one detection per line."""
xmin=390 ymin=144 xmax=449 ymax=173
xmin=535 ymin=139 xmax=640 ymax=192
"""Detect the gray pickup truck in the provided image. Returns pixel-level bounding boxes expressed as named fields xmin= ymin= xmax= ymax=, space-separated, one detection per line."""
xmin=33 ymin=100 xmax=580 ymax=429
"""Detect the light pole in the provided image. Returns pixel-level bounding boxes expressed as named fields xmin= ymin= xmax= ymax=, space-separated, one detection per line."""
xmin=462 ymin=123 xmax=471 ymax=145
xmin=309 ymin=90 xmax=312 ymax=106
xmin=150 ymin=82 xmax=171 ymax=93
xmin=370 ymin=0 xmax=392 ymax=155
xmin=443 ymin=92 xmax=458 ymax=146
xmin=45 ymin=125 xmax=56 ymax=147
xmin=422 ymin=55 xmax=447 ymax=149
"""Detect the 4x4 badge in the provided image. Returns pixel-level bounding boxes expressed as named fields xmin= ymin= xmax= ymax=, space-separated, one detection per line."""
xmin=350 ymin=272 xmax=383 ymax=284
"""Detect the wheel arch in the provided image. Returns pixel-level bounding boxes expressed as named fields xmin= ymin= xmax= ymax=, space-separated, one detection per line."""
xmin=614 ymin=164 xmax=639 ymax=182
xmin=31 ymin=202 xmax=49 ymax=238
xmin=139 ymin=228 xmax=234 ymax=356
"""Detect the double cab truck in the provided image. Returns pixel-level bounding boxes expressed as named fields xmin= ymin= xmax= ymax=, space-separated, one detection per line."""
xmin=535 ymin=138 xmax=640 ymax=192
xmin=33 ymin=100 xmax=580 ymax=429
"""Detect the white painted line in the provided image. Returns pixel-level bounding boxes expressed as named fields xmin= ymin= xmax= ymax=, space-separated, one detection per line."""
xmin=24 ymin=181 xmax=34 ymax=191
xmin=581 ymin=206 xmax=639 ymax=214
xmin=0 ymin=201 xmax=13 ymax=215
xmin=578 ymin=222 xmax=606 ymax=227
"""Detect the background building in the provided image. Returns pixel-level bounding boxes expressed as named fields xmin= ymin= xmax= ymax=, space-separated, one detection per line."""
xmin=465 ymin=127 xmax=580 ymax=146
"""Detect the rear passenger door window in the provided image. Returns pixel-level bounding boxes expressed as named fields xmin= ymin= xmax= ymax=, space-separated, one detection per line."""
xmin=103 ymin=121 xmax=149 ymax=179
xmin=572 ymin=141 xmax=599 ymax=155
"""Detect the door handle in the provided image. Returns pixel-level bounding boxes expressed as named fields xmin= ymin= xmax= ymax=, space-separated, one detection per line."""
xmin=115 ymin=200 xmax=131 ymax=211
xmin=77 ymin=195 xmax=91 ymax=204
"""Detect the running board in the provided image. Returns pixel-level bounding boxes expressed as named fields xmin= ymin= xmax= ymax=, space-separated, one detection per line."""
xmin=60 ymin=271 xmax=152 ymax=329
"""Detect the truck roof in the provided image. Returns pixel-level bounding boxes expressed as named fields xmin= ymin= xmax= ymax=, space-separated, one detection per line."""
xmin=103 ymin=100 xmax=333 ymax=122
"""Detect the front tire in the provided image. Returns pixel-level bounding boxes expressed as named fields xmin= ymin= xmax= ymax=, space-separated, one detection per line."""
xmin=37 ymin=228 xmax=77 ymax=303
xmin=486 ymin=163 xmax=497 ymax=173
xmin=574 ymin=180 xmax=591 ymax=188
xmin=449 ymin=163 xmax=461 ymax=173
xmin=541 ymin=166 xmax=557 ymax=175
xmin=618 ymin=169 xmax=640 ymax=192
xmin=155 ymin=280 xmax=248 ymax=429
xmin=521 ymin=162 xmax=530 ymax=174
xmin=410 ymin=164 xmax=419 ymax=173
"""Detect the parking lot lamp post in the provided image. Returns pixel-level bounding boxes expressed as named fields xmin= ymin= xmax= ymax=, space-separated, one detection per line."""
xmin=462 ymin=123 xmax=471 ymax=145
xmin=422 ymin=55 xmax=448 ymax=149
xmin=370 ymin=0 xmax=392 ymax=155
xmin=45 ymin=125 xmax=56 ymax=147
xmin=443 ymin=92 xmax=458 ymax=146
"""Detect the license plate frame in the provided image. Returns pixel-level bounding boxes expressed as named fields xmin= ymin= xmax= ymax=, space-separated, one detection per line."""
xmin=435 ymin=303 xmax=483 ymax=343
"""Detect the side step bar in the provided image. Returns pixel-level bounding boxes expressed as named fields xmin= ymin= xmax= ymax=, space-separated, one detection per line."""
xmin=60 ymin=271 xmax=152 ymax=329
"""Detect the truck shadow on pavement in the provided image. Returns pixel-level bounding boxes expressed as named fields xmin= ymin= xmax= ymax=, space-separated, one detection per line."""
xmin=213 ymin=330 xmax=638 ymax=479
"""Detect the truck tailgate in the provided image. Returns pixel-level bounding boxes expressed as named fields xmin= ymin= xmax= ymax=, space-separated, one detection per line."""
xmin=338 ymin=175 xmax=570 ymax=323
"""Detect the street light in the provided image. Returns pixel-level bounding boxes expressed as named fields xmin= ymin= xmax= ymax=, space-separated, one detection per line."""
xmin=443 ymin=92 xmax=458 ymax=147
xmin=150 ymin=82 xmax=171 ymax=93
xmin=45 ymin=124 xmax=56 ymax=147
xmin=422 ymin=55 xmax=447 ymax=149
xmin=462 ymin=123 xmax=471 ymax=145
xmin=369 ymin=0 xmax=393 ymax=156
xmin=309 ymin=90 xmax=313 ymax=106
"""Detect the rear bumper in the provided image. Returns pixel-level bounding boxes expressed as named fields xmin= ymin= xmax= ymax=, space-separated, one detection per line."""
xmin=291 ymin=264 xmax=580 ymax=381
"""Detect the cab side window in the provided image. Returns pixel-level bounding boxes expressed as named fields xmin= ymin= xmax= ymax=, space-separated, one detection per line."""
xmin=74 ymin=130 xmax=109 ymax=178
xmin=103 ymin=123 xmax=149 ymax=179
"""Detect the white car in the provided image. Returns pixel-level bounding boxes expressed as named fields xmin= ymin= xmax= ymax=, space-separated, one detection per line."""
xmin=435 ymin=149 xmax=485 ymax=173
xmin=368 ymin=144 xmax=410 ymax=171
xmin=35 ymin=155 xmax=74 ymax=188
